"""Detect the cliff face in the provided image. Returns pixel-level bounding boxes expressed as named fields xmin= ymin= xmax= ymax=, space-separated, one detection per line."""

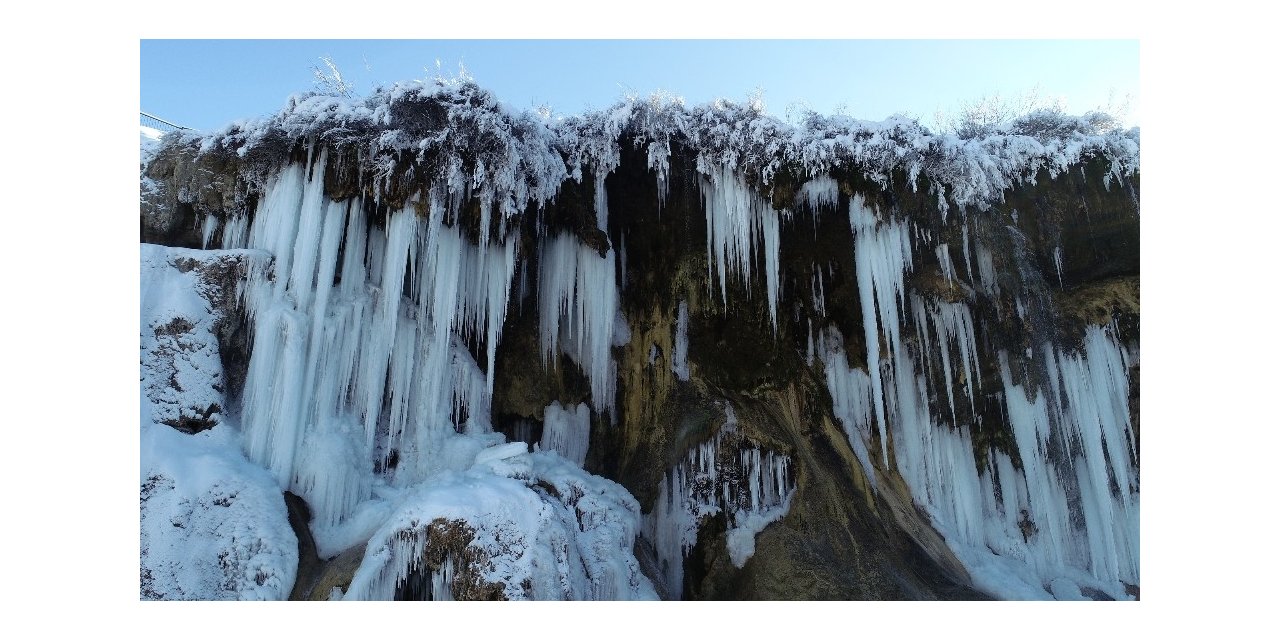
xmin=139 ymin=78 xmax=1138 ymax=601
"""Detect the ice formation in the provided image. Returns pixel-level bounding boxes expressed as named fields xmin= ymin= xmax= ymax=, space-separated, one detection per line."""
xmin=796 ymin=174 xmax=840 ymax=212
xmin=236 ymin=153 xmax=523 ymax=507
xmin=141 ymin=79 xmax=1139 ymax=601
xmin=699 ymin=164 xmax=785 ymax=330
xmin=816 ymin=328 xmax=877 ymax=491
xmin=848 ymin=193 xmax=914 ymax=465
xmin=642 ymin=408 xmax=796 ymax=598
xmin=821 ymin=241 xmax=1138 ymax=599
xmin=539 ymin=401 xmax=591 ymax=467
xmin=672 ymin=300 xmax=690 ymax=381
xmin=538 ymin=232 xmax=621 ymax=412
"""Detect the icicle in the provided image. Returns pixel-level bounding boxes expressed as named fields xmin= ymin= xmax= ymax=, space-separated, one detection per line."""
xmin=761 ymin=207 xmax=782 ymax=331
xmin=200 ymin=214 xmax=220 ymax=249
xmin=813 ymin=270 xmax=827 ymax=316
xmin=672 ymin=301 xmax=690 ymax=381
xmin=235 ymin=159 xmax=523 ymax=527
xmin=1053 ymin=246 xmax=1065 ymax=289
xmin=796 ymin=174 xmax=840 ymax=212
xmin=992 ymin=325 xmax=1140 ymax=598
xmin=240 ymin=158 xmax=327 ymax=486
xmin=221 ymin=214 xmax=249 ymax=250
xmin=816 ymin=327 xmax=877 ymax=491
xmin=936 ymin=244 xmax=957 ymax=288
xmin=594 ymin=173 xmax=609 ymax=231
xmin=539 ymin=401 xmax=591 ymax=467
xmin=431 ymin=556 xmax=454 ymax=601
xmin=961 ymin=222 xmax=974 ymax=283
xmin=975 ymin=243 xmax=1000 ymax=301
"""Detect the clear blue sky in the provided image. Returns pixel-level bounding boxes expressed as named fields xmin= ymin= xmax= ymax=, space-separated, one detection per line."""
xmin=140 ymin=40 xmax=1138 ymax=132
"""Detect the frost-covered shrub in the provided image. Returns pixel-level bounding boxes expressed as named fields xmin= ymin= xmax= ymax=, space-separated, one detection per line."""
xmin=154 ymin=74 xmax=1137 ymax=221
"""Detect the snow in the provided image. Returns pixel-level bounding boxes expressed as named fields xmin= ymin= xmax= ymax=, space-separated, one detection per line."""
xmin=181 ymin=77 xmax=1136 ymax=240
xmin=140 ymin=125 xmax=164 ymax=169
xmin=140 ymin=418 xmax=299 ymax=600
xmin=140 ymin=245 xmax=296 ymax=600
xmin=343 ymin=450 xmax=657 ymax=600
xmin=140 ymin=244 xmax=265 ymax=433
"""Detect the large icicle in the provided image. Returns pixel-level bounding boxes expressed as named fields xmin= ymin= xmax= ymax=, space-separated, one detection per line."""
xmin=848 ymin=194 xmax=913 ymax=465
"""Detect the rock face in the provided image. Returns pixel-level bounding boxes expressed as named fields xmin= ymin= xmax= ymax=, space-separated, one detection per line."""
xmin=139 ymin=79 xmax=1138 ymax=600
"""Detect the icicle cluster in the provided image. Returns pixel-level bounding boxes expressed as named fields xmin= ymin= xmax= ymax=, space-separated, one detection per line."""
xmin=538 ymin=232 xmax=622 ymax=413
xmin=797 ymin=174 xmax=841 ymax=212
xmin=235 ymin=152 xmax=519 ymax=534
xmin=642 ymin=409 xmax=796 ymax=598
xmin=699 ymin=164 xmax=785 ymax=329
xmin=910 ymin=294 xmax=983 ymax=426
xmin=822 ymin=235 xmax=1138 ymax=599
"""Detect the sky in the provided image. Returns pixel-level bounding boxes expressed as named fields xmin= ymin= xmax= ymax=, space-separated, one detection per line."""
xmin=140 ymin=40 xmax=1139 ymax=132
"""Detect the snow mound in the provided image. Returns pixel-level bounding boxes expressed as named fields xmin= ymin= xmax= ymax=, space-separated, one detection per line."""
xmin=343 ymin=449 xmax=657 ymax=600
xmin=140 ymin=419 xmax=298 ymax=600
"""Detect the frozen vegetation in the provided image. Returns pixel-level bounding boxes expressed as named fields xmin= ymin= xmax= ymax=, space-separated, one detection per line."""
xmin=172 ymin=74 xmax=1137 ymax=227
xmin=140 ymin=74 xmax=1139 ymax=601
